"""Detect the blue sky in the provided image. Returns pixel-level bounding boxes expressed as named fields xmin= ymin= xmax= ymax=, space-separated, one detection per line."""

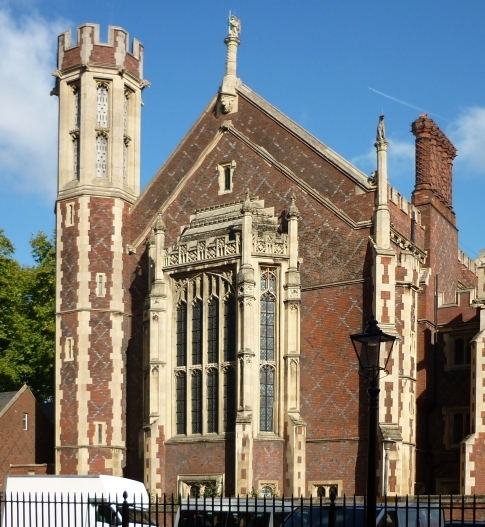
xmin=1 ymin=0 xmax=484 ymax=265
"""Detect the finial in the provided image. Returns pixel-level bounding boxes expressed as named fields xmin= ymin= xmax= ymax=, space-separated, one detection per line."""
xmin=287 ymin=194 xmax=300 ymax=218
xmin=154 ymin=209 xmax=166 ymax=233
xmin=376 ymin=114 xmax=386 ymax=142
xmin=242 ymin=189 xmax=252 ymax=213
xmin=219 ymin=15 xmax=241 ymax=115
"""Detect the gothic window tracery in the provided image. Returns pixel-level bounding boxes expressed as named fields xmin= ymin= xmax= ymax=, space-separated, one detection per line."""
xmin=260 ymin=268 xmax=277 ymax=432
xmin=96 ymin=133 xmax=108 ymax=177
xmin=96 ymin=83 xmax=109 ymax=128
xmin=174 ymin=271 xmax=236 ymax=437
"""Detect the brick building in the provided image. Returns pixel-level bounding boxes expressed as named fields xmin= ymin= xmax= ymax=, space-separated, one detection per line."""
xmin=53 ymin=19 xmax=485 ymax=496
xmin=0 ymin=385 xmax=54 ymax=490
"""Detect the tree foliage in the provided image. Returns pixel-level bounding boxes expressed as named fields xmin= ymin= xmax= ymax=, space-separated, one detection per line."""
xmin=0 ymin=229 xmax=55 ymax=401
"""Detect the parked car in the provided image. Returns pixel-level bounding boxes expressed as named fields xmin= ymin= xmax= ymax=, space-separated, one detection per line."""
xmin=282 ymin=502 xmax=446 ymax=527
xmin=175 ymin=498 xmax=295 ymax=527
xmin=174 ymin=499 xmax=445 ymax=527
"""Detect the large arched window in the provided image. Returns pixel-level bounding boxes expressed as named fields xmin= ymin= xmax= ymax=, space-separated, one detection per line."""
xmin=174 ymin=271 xmax=236 ymax=436
xmin=260 ymin=268 xmax=277 ymax=432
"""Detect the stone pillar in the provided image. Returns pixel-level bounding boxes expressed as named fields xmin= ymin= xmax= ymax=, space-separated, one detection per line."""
xmin=235 ymin=193 xmax=256 ymax=495
xmin=145 ymin=212 xmax=168 ymax=493
xmin=282 ymin=196 xmax=306 ymax=496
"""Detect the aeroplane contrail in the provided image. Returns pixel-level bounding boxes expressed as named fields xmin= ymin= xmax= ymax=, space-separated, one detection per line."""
xmin=368 ymin=87 xmax=450 ymax=123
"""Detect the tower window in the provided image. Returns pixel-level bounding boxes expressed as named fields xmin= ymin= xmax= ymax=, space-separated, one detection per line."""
xmin=96 ymin=134 xmax=108 ymax=178
xmin=65 ymin=337 xmax=74 ymax=361
xmin=66 ymin=202 xmax=75 ymax=227
xmin=73 ymin=86 xmax=80 ymax=129
xmin=96 ymin=273 xmax=106 ymax=297
xmin=23 ymin=413 xmax=28 ymax=431
xmin=96 ymin=83 xmax=109 ymax=128
xmin=73 ymin=136 xmax=80 ymax=180
xmin=94 ymin=421 xmax=105 ymax=445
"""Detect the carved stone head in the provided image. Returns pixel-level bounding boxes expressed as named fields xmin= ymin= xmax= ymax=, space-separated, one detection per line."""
xmin=220 ymin=94 xmax=235 ymax=114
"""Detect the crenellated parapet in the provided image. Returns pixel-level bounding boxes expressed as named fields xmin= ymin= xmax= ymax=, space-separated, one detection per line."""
xmin=57 ymin=24 xmax=144 ymax=80
xmin=389 ymin=185 xmax=422 ymax=225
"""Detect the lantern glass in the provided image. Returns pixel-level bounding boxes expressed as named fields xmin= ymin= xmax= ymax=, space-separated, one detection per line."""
xmin=350 ymin=315 xmax=396 ymax=381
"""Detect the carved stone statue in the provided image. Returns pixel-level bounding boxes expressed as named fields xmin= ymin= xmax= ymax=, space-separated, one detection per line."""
xmin=229 ymin=15 xmax=241 ymax=37
xmin=376 ymin=114 xmax=386 ymax=142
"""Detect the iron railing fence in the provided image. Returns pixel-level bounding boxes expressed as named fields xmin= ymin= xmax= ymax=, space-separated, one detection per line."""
xmin=1 ymin=493 xmax=485 ymax=527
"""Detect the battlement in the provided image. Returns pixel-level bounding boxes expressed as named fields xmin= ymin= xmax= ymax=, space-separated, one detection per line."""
xmin=458 ymin=249 xmax=477 ymax=274
xmin=57 ymin=23 xmax=143 ymax=79
xmin=389 ymin=184 xmax=421 ymax=226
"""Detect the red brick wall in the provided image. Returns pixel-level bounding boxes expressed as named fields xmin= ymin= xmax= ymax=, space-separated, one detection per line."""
xmin=0 ymin=390 xmax=36 ymax=490
xmin=253 ymin=440 xmax=284 ymax=490
xmin=165 ymin=442 xmax=230 ymax=495
xmin=58 ymin=199 xmax=80 ymax=471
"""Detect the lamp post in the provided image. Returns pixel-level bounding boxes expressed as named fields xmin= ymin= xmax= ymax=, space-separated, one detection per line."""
xmin=350 ymin=315 xmax=396 ymax=527
xmin=382 ymin=437 xmax=396 ymax=496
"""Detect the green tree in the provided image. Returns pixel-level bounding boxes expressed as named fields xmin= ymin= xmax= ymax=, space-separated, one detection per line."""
xmin=0 ymin=229 xmax=55 ymax=401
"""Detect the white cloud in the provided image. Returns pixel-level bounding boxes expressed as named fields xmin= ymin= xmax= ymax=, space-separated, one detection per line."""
xmin=448 ymin=107 xmax=485 ymax=177
xmin=0 ymin=7 xmax=65 ymax=197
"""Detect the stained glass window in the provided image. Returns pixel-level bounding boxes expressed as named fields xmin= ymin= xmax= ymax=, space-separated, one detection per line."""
xmin=223 ymin=368 xmax=236 ymax=432
xmin=208 ymin=299 xmax=218 ymax=363
xmin=260 ymin=269 xmax=276 ymax=361
xmin=260 ymin=366 xmax=274 ymax=432
xmin=73 ymin=87 xmax=80 ymax=129
xmin=96 ymin=84 xmax=108 ymax=128
xmin=260 ymin=292 xmax=275 ymax=361
xmin=192 ymin=299 xmax=202 ymax=365
xmin=176 ymin=373 xmax=186 ymax=435
xmin=191 ymin=370 xmax=202 ymax=434
xmin=73 ymin=137 xmax=79 ymax=180
xmin=96 ymin=134 xmax=107 ymax=177
xmin=223 ymin=297 xmax=236 ymax=362
xmin=207 ymin=370 xmax=218 ymax=433
xmin=174 ymin=271 xmax=236 ymax=437
xmin=176 ymin=303 xmax=187 ymax=367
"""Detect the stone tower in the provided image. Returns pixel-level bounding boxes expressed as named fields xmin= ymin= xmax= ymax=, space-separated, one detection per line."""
xmin=53 ymin=24 xmax=146 ymax=475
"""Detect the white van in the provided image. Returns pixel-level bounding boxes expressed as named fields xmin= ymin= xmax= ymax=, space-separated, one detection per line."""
xmin=1 ymin=474 xmax=157 ymax=526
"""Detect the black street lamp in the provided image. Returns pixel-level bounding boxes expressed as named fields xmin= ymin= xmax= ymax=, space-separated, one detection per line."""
xmin=350 ymin=315 xmax=397 ymax=527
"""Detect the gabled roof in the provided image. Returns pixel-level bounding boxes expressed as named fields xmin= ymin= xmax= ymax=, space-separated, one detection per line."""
xmin=0 ymin=384 xmax=30 ymax=419
xmin=237 ymin=83 xmax=371 ymax=189
xmin=130 ymin=79 xmax=375 ymax=250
